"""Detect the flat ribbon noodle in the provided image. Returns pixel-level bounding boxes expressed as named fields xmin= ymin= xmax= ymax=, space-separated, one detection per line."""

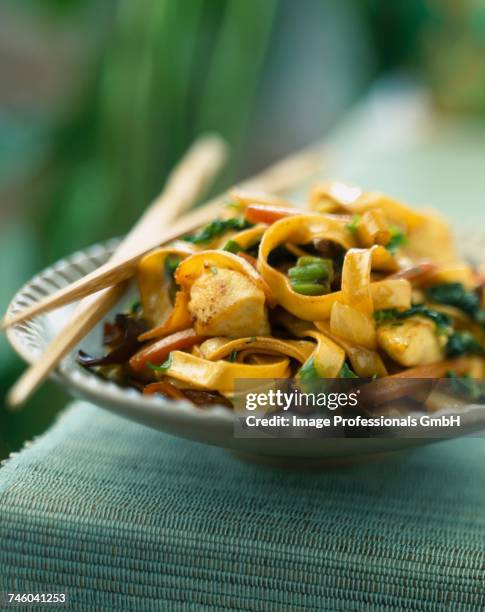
xmin=258 ymin=215 xmax=407 ymax=320
xmin=198 ymin=336 xmax=315 ymax=364
xmin=331 ymin=247 xmax=378 ymax=348
xmin=303 ymin=330 xmax=346 ymax=378
xmin=137 ymin=242 xmax=195 ymax=327
xmin=227 ymin=224 xmax=267 ymax=250
xmin=316 ymin=320 xmax=387 ymax=378
xmin=272 ymin=311 xmax=345 ymax=377
xmin=139 ymin=290 xmax=192 ymax=341
xmin=309 ymin=181 xmax=463 ymax=266
xmin=163 ymin=351 xmax=290 ymax=393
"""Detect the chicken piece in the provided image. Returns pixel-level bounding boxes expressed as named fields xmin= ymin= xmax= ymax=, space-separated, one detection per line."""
xmin=377 ymin=317 xmax=444 ymax=367
xmin=189 ymin=268 xmax=270 ymax=337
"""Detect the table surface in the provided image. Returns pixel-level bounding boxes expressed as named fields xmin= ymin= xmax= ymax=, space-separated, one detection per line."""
xmin=2 ymin=81 xmax=485 ymax=610
xmin=1 ymin=401 xmax=485 ymax=611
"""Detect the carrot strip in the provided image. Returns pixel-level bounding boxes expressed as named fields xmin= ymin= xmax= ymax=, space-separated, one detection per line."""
xmin=130 ymin=329 xmax=204 ymax=373
xmin=244 ymin=203 xmax=300 ymax=225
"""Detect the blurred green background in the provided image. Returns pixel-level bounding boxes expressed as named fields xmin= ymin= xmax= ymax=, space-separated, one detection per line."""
xmin=1 ymin=0 xmax=484 ymax=458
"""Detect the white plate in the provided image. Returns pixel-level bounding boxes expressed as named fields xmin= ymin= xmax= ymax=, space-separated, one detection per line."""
xmin=6 ymin=230 xmax=485 ymax=463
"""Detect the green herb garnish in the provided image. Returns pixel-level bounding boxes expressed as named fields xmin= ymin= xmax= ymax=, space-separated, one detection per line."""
xmin=210 ymin=266 xmax=218 ymax=275
xmin=147 ymin=353 xmax=173 ymax=375
xmin=223 ymin=239 xmax=243 ymax=254
xmin=374 ymin=305 xmax=452 ymax=334
xmin=446 ymin=331 xmax=484 ymax=357
xmin=346 ymin=215 xmax=361 ymax=236
xmin=229 ymin=350 xmax=238 ymax=362
xmin=373 ymin=305 xmax=483 ymax=355
xmin=184 ymin=217 xmax=251 ymax=244
xmin=386 ymin=226 xmax=407 ymax=253
xmin=339 ymin=362 xmax=358 ymax=378
xmin=164 ymin=255 xmax=181 ymax=278
xmin=298 ymin=357 xmax=319 ymax=382
xmin=447 ymin=371 xmax=485 ymax=401
xmin=401 ymin=304 xmax=452 ymax=334
xmin=427 ymin=283 xmax=485 ymax=327
xmin=128 ymin=299 xmax=141 ymax=315
xmin=373 ymin=308 xmax=400 ymax=324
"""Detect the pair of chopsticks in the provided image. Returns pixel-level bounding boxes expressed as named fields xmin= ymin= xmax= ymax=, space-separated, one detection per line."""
xmin=5 ymin=135 xmax=325 ymax=408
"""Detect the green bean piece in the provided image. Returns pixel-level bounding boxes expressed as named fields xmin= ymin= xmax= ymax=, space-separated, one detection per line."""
xmin=297 ymin=256 xmax=331 ymax=267
xmin=288 ymin=255 xmax=334 ymax=295
xmin=290 ymin=281 xmax=330 ymax=296
xmin=288 ymin=262 xmax=332 ymax=282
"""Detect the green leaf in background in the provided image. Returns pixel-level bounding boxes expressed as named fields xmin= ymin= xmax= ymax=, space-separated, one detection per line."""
xmin=1 ymin=0 xmax=386 ymax=458
xmin=95 ymin=0 xmax=278 ymax=232
xmin=1 ymin=0 xmax=280 ymax=458
xmin=37 ymin=0 xmax=279 ymax=260
xmin=196 ymin=0 xmax=278 ymax=180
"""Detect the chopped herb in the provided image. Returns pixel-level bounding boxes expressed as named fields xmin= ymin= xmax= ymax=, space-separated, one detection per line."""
xmin=373 ymin=305 xmax=482 ymax=355
xmin=183 ymin=217 xmax=251 ymax=244
xmin=298 ymin=357 xmax=319 ymax=382
xmin=447 ymin=371 xmax=485 ymax=401
xmin=374 ymin=305 xmax=452 ymax=333
xmin=147 ymin=353 xmax=173 ymax=375
xmin=346 ymin=215 xmax=361 ymax=235
xmin=373 ymin=308 xmax=400 ymax=324
xmin=223 ymin=239 xmax=242 ymax=254
xmin=386 ymin=226 xmax=407 ymax=253
xmin=128 ymin=299 xmax=141 ymax=315
xmin=446 ymin=331 xmax=484 ymax=357
xmin=210 ymin=266 xmax=218 ymax=275
xmin=164 ymin=255 xmax=181 ymax=278
xmin=376 ymin=307 xmax=485 ymax=356
xmin=427 ymin=282 xmax=485 ymax=326
xmin=339 ymin=362 xmax=358 ymax=378
xmin=229 ymin=350 xmax=238 ymax=362
xmin=402 ymin=304 xmax=452 ymax=334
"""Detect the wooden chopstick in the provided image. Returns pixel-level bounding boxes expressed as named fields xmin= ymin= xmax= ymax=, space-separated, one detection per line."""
xmin=6 ymin=134 xmax=227 ymax=408
xmin=3 ymin=141 xmax=325 ymax=329
xmin=2 ymin=200 xmax=221 ymax=329
xmin=6 ymin=139 xmax=325 ymax=408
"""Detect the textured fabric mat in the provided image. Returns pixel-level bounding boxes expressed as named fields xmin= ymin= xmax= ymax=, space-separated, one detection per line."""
xmin=0 ymin=402 xmax=484 ymax=611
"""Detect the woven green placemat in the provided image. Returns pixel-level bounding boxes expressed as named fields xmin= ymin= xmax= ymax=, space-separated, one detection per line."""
xmin=0 ymin=402 xmax=484 ymax=611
